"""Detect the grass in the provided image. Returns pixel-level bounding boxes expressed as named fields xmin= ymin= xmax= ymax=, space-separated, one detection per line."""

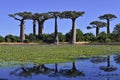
xmin=0 ymin=44 xmax=120 ymax=65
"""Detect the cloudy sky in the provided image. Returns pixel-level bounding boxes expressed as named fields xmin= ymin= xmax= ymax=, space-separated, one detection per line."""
xmin=0 ymin=0 xmax=120 ymax=36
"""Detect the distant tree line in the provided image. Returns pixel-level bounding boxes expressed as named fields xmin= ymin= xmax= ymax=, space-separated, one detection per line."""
xmin=0 ymin=24 xmax=120 ymax=43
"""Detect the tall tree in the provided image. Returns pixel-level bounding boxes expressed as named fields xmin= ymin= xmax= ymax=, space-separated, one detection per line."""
xmin=9 ymin=12 xmax=32 ymax=42
xmin=61 ymin=11 xmax=84 ymax=44
xmin=33 ymin=19 xmax=37 ymax=35
xmin=48 ymin=12 xmax=61 ymax=44
xmin=34 ymin=13 xmax=53 ymax=35
xmin=25 ymin=13 xmax=37 ymax=35
xmin=99 ymin=14 xmax=117 ymax=34
xmin=87 ymin=21 xmax=106 ymax=36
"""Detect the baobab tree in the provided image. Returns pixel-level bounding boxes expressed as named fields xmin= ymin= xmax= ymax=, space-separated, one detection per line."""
xmin=98 ymin=14 xmax=117 ymax=34
xmin=32 ymin=19 xmax=37 ymax=35
xmin=9 ymin=12 xmax=32 ymax=42
xmin=61 ymin=11 xmax=84 ymax=44
xmin=24 ymin=13 xmax=37 ymax=35
xmin=87 ymin=21 xmax=106 ymax=36
xmin=48 ymin=12 xmax=61 ymax=44
xmin=34 ymin=13 xmax=53 ymax=35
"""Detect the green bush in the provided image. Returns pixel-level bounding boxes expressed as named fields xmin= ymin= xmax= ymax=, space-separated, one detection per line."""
xmin=105 ymin=38 xmax=111 ymax=43
xmin=5 ymin=34 xmax=19 ymax=42
xmin=0 ymin=36 xmax=4 ymax=42
xmin=23 ymin=39 xmax=30 ymax=43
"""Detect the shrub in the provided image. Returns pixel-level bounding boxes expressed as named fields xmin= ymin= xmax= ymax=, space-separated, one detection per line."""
xmin=23 ymin=39 xmax=30 ymax=43
xmin=105 ymin=38 xmax=111 ymax=43
xmin=0 ymin=36 xmax=4 ymax=42
xmin=5 ymin=34 xmax=18 ymax=42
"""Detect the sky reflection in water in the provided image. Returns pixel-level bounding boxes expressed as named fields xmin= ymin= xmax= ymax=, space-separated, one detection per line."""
xmin=0 ymin=54 xmax=120 ymax=80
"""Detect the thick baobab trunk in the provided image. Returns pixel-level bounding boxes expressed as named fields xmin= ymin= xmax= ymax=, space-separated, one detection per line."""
xmin=38 ymin=21 xmax=41 ymax=35
xmin=72 ymin=62 xmax=77 ymax=71
xmin=71 ymin=19 xmax=76 ymax=44
xmin=96 ymin=27 xmax=99 ymax=36
xmin=33 ymin=20 xmax=36 ymax=35
xmin=20 ymin=20 xmax=25 ymax=42
xmin=55 ymin=63 xmax=58 ymax=73
xmin=107 ymin=55 xmax=110 ymax=68
xmin=107 ymin=19 xmax=110 ymax=34
xmin=41 ymin=21 xmax=44 ymax=35
xmin=38 ymin=21 xmax=44 ymax=35
xmin=54 ymin=17 xmax=59 ymax=44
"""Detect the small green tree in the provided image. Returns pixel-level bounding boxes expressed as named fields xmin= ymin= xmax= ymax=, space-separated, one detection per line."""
xmin=112 ymin=23 xmax=120 ymax=42
xmin=65 ymin=31 xmax=71 ymax=42
xmin=65 ymin=29 xmax=84 ymax=42
xmin=113 ymin=23 xmax=120 ymax=34
xmin=28 ymin=33 xmax=37 ymax=42
xmin=58 ymin=32 xmax=65 ymax=42
xmin=0 ymin=36 xmax=5 ymax=42
xmin=76 ymin=29 xmax=84 ymax=41
xmin=5 ymin=34 xmax=17 ymax=42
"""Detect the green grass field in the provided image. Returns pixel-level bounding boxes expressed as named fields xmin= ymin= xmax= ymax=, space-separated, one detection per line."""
xmin=0 ymin=45 xmax=120 ymax=65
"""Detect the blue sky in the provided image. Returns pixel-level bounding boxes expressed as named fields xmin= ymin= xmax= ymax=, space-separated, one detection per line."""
xmin=0 ymin=0 xmax=120 ymax=36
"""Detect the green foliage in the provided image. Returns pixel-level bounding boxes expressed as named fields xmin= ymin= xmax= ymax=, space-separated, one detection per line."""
xmin=61 ymin=11 xmax=85 ymax=19
xmin=28 ymin=33 xmax=37 ymax=42
xmin=113 ymin=24 xmax=120 ymax=35
xmin=83 ymin=33 xmax=96 ymax=41
xmin=97 ymin=32 xmax=111 ymax=43
xmin=65 ymin=29 xmax=84 ymax=42
xmin=110 ymin=24 xmax=120 ymax=42
xmin=23 ymin=39 xmax=30 ymax=43
xmin=90 ymin=21 xmax=106 ymax=27
xmin=105 ymin=38 xmax=111 ymax=43
xmin=65 ymin=31 xmax=71 ymax=42
xmin=99 ymin=14 xmax=117 ymax=20
xmin=58 ymin=32 xmax=65 ymax=42
xmin=76 ymin=29 xmax=84 ymax=41
xmin=5 ymin=34 xmax=19 ymax=42
xmin=39 ymin=34 xmax=54 ymax=43
xmin=0 ymin=36 xmax=4 ymax=42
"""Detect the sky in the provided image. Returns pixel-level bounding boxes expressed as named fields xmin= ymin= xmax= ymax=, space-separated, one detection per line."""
xmin=0 ymin=0 xmax=120 ymax=36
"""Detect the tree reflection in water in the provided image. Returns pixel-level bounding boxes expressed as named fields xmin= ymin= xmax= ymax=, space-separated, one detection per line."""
xmin=59 ymin=62 xmax=85 ymax=77
xmin=99 ymin=55 xmax=117 ymax=72
xmin=10 ymin=62 xmax=85 ymax=78
xmin=90 ymin=56 xmax=107 ymax=63
xmin=10 ymin=64 xmax=54 ymax=77
xmin=114 ymin=54 xmax=120 ymax=64
xmin=90 ymin=55 xmax=117 ymax=72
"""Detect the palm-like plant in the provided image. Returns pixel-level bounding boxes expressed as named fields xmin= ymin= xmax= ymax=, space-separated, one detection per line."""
xmin=99 ymin=14 xmax=117 ymax=34
xmin=48 ymin=12 xmax=61 ymax=44
xmin=87 ymin=21 xmax=106 ymax=36
xmin=61 ymin=11 xmax=84 ymax=44
xmin=9 ymin=12 xmax=32 ymax=42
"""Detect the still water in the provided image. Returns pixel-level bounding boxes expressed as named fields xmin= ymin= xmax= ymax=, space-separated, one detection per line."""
xmin=0 ymin=54 xmax=120 ymax=80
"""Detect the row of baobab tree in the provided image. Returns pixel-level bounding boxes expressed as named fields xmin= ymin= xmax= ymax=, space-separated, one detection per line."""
xmin=9 ymin=11 xmax=117 ymax=44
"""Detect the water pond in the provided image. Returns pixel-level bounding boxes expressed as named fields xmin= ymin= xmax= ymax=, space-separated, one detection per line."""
xmin=0 ymin=54 xmax=120 ymax=80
